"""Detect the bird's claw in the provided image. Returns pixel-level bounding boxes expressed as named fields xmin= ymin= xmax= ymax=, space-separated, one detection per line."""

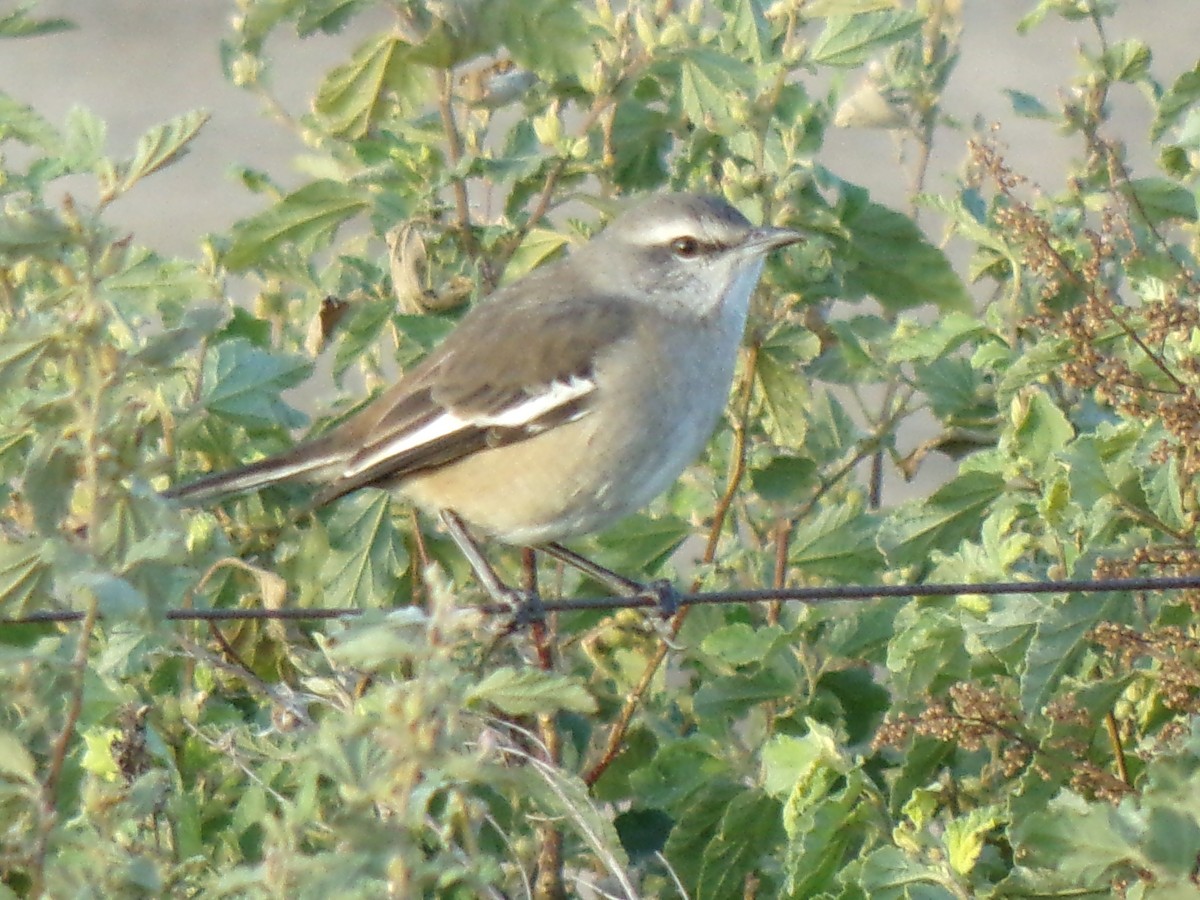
xmin=639 ymin=579 xmax=682 ymax=618
xmin=498 ymin=589 xmax=546 ymax=632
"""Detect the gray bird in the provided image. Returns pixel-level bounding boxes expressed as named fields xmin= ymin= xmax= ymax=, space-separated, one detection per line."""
xmin=165 ymin=193 xmax=802 ymax=609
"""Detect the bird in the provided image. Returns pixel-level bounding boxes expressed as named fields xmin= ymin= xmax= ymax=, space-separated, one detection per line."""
xmin=165 ymin=192 xmax=802 ymax=612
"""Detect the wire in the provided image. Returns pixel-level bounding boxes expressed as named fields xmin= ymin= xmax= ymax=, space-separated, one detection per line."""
xmin=2 ymin=574 xmax=1198 ymax=626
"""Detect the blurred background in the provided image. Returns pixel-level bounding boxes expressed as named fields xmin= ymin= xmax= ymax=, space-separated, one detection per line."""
xmin=3 ymin=2 xmax=1195 ymax=257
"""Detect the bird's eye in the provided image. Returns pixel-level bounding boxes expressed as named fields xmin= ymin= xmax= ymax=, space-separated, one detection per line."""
xmin=671 ymin=236 xmax=702 ymax=258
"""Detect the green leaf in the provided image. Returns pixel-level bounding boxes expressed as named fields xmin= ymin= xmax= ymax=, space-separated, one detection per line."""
xmin=199 ymin=339 xmax=310 ymax=431
xmin=678 ymin=49 xmax=755 ymax=133
xmin=664 ymin=779 xmax=744 ymax=890
xmin=467 ymin=668 xmax=597 ymax=715
xmin=878 ymin=471 xmax=1005 ymax=569
xmin=728 ymin=0 xmax=770 ymax=63
xmin=319 ymin=490 xmax=407 ymax=608
xmin=1010 ymin=389 xmax=1074 ymax=471
xmin=0 ymin=731 xmax=36 ymax=782
xmin=61 ymin=105 xmax=108 ymax=173
xmin=757 ymin=329 xmax=816 ymax=449
xmin=0 ymin=206 xmax=74 ymax=256
xmin=23 ymin=441 xmax=74 ymax=535
xmin=1122 ymin=177 xmax=1198 ymax=224
xmin=610 ymin=100 xmax=671 ymax=190
xmin=788 ymin=501 xmax=883 ymax=580
xmin=1102 ymin=38 xmax=1151 ymax=83
xmin=1020 ymin=589 xmax=1122 ymax=713
xmin=750 ymin=454 xmax=817 ymax=507
xmin=314 ymin=35 xmax=429 ymax=138
xmin=701 ymin=623 xmax=784 ymax=668
xmin=0 ymin=91 xmax=61 ymax=149
xmin=887 ymin=604 xmax=971 ymax=696
xmin=487 ymin=0 xmax=596 ymax=80
xmin=945 ymin=806 xmax=1004 ymax=876
xmin=853 ymin=845 xmax=951 ymax=898
xmin=887 ymin=312 xmax=985 ymax=363
xmin=695 ymin=789 xmax=783 ymax=900
xmin=592 ymin=513 xmax=690 ymax=579
xmin=838 ymin=192 xmax=972 ymax=312
xmin=117 ymin=109 xmax=210 ymax=194
xmin=809 ymin=10 xmax=924 ymax=67
xmin=1004 ymin=89 xmax=1057 ymax=121
xmin=1012 ymin=791 xmax=1140 ymax=886
xmin=693 ymin=666 xmax=796 ymax=719
xmin=0 ymin=543 xmax=49 ymax=611
xmin=1152 ymin=61 xmax=1200 ymax=141
xmin=501 ymin=227 xmax=569 ymax=283
xmin=224 ymin=180 xmax=371 ymax=270
xmin=0 ymin=6 xmax=73 ymax=38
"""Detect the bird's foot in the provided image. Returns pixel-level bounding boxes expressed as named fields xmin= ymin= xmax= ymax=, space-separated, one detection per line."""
xmin=637 ymin=578 xmax=682 ymax=618
xmin=496 ymin=588 xmax=546 ymax=633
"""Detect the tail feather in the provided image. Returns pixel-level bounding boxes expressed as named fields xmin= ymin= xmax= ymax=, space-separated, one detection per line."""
xmin=163 ymin=440 xmax=347 ymax=505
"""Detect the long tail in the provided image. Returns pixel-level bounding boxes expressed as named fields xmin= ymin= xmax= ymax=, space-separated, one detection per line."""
xmin=162 ymin=437 xmax=347 ymax=505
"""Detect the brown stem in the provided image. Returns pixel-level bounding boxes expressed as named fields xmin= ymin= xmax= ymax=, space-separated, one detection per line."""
xmin=584 ymin=343 xmax=761 ymax=786
xmin=30 ymin=598 xmax=98 ymax=896
xmin=438 ymin=69 xmax=478 ymax=258
xmin=1104 ymin=709 xmax=1131 ymax=785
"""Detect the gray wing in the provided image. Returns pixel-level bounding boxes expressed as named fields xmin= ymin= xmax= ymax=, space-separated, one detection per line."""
xmin=312 ymin=287 xmax=635 ymax=505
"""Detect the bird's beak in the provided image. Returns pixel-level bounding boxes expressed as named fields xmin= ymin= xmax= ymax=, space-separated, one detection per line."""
xmin=747 ymin=226 xmax=804 ymax=254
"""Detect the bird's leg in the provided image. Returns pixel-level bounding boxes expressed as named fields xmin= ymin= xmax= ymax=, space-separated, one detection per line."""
xmin=439 ymin=511 xmax=544 ymax=626
xmin=538 ymin=542 xmax=681 ymax=617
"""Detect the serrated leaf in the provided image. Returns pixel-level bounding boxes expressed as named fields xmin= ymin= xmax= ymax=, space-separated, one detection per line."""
xmin=679 ymin=49 xmax=754 ymax=132
xmin=0 ymin=206 xmax=74 ymax=256
xmin=840 ymin=195 xmax=972 ymax=312
xmin=0 ymin=543 xmax=49 ymax=612
xmin=695 ymin=789 xmax=783 ymax=900
xmin=319 ymin=490 xmax=407 ymax=608
xmin=610 ymin=100 xmax=671 ymax=189
xmin=809 ymin=10 xmax=924 ymax=68
xmin=853 ymin=845 xmax=949 ymax=898
xmin=1152 ymin=61 xmax=1200 ymax=141
xmin=592 ymin=513 xmax=690 ymax=579
xmin=468 ymin=668 xmax=596 ymax=715
xmin=945 ymin=806 xmax=1004 ymax=876
xmin=750 ymin=454 xmax=817 ymax=507
xmin=664 ymin=779 xmax=743 ymax=889
xmin=701 ymin=623 xmax=784 ymax=668
xmin=756 ymin=343 xmax=810 ymax=449
xmin=200 ymin=339 xmax=310 ymax=431
xmin=23 ymin=441 xmax=74 ymax=535
xmin=788 ymin=501 xmax=883 ymax=579
xmin=1103 ymin=38 xmax=1151 ymax=83
xmin=225 ymin=180 xmax=371 ymax=270
xmin=1122 ymin=177 xmax=1198 ymax=224
xmin=1011 ymin=790 xmax=1141 ymax=886
xmin=0 ymin=90 xmax=61 ymax=149
xmin=501 ymin=227 xmax=569 ymax=283
xmin=878 ymin=471 xmax=1004 ymax=568
xmin=0 ymin=731 xmax=36 ymax=781
xmin=117 ymin=109 xmax=209 ymax=194
xmin=729 ymin=0 xmax=770 ymax=63
xmin=1010 ymin=389 xmax=1074 ymax=470
xmin=693 ymin=666 xmax=795 ymax=719
xmin=1020 ymin=589 xmax=1122 ymax=713
xmin=487 ymin=0 xmax=595 ymax=80
xmin=888 ymin=312 xmax=985 ymax=363
xmin=314 ymin=35 xmax=429 ymax=138
xmin=61 ymin=105 xmax=107 ymax=173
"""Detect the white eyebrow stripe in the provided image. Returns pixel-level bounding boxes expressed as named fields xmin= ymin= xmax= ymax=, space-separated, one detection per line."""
xmin=632 ymin=220 xmax=707 ymax=245
xmin=340 ymin=375 xmax=596 ymax=480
